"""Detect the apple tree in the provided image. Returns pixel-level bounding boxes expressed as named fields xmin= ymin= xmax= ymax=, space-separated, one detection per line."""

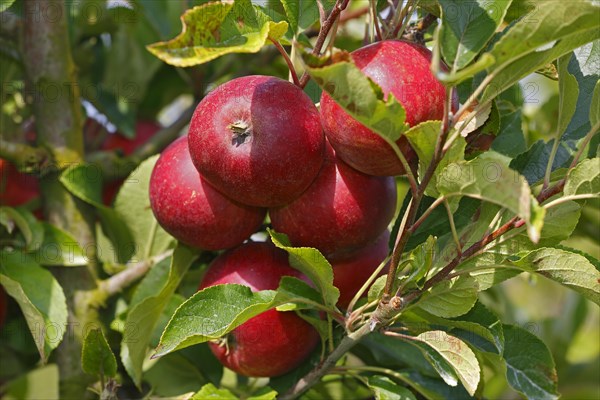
xmin=0 ymin=0 xmax=599 ymax=399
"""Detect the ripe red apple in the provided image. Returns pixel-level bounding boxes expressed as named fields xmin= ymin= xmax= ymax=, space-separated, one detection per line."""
xmin=149 ymin=137 xmax=266 ymax=251
xmin=332 ymin=230 xmax=390 ymax=309
xmin=102 ymin=120 xmax=161 ymax=205
xmin=0 ymin=159 xmax=39 ymax=208
xmin=200 ymin=242 xmax=320 ymax=377
xmin=270 ymin=144 xmax=397 ymax=258
xmin=320 ymin=40 xmax=457 ymax=176
xmin=188 ymin=75 xmax=325 ymax=207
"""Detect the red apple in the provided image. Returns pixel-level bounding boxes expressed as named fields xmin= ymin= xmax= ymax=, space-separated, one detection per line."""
xmin=188 ymin=75 xmax=325 ymax=207
xmin=200 ymin=242 xmax=320 ymax=377
xmin=320 ymin=40 xmax=457 ymax=176
xmin=0 ymin=159 xmax=39 ymax=208
xmin=270 ymin=144 xmax=397 ymax=258
xmin=332 ymin=230 xmax=390 ymax=309
xmin=149 ymin=136 xmax=266 ymax=251
xmin=102 ymin=120 xmax=161 ymax=205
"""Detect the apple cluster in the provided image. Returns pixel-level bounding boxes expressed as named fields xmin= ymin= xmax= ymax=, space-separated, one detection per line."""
xmin=148 ymin=40 xmax=452 ymax=377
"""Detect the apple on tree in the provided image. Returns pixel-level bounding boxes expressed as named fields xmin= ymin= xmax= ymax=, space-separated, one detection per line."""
xmin=270 ymin=144 xmax=397 ymax=258
xmin=320 ymin=40 xmax=458 ymax=176
xmin=0 ymin=158 xmax=40 ymax=209
xmin=149 ymin=136 xmax=266 ymax=251
xmin=199 ymin=242 xmax=320 ymax=377
xmin=188 ymin=75 xmax=325 ymax=207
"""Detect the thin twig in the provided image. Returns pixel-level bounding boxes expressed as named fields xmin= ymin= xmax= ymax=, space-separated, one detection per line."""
xmin=270 ymin=38 xmax=300 ymax=87
xmin=298 ymin=0 xmax=351 ymax=88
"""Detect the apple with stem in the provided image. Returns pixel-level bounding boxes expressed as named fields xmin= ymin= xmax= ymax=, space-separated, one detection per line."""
xmin=270 ymin=144 xmax=397 ymax=258
xmin=200 ymin=242 xmax=320 ymax=377
xmin=320 ymin=40 xmax=457 ymax=176
xmin=149 ymin=136 xmax=266 ymax=251
xmin=188 ymin=75 xmax=325 ymax=207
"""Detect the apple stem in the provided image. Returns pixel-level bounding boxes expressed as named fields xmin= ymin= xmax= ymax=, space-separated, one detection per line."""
xmin=269 ymin=38 xmax=301 ymax=87
xmin=228 ymin=121 xmax=253 ymax=146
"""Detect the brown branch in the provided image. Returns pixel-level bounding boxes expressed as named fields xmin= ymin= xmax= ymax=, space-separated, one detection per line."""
xmin=86 ymin=103 xmax=195 ymax=181
xmin=298 ymin=0 xmax=351 ymax=88
xmin=0 ymin=139 xmax=50 ymax=172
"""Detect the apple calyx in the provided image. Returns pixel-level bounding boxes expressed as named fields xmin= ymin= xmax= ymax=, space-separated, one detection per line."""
xmin=229 ymin=121 xmax=252 ymax=146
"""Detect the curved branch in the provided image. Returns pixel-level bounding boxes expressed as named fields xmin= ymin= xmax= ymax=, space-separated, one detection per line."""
xmin=86 ymin=103 xmax=196 ymax=181
xmin=0 ymin=139 xmax=50 ymax=172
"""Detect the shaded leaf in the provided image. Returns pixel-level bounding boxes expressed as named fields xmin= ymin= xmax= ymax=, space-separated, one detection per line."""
xmin=269 ymin=229 xmax=339 ymax=308
xmin=0 ymin=251 xmax=67 ymax=362
xmin=0 ymin=207 xmax=43 ymax=251
xmin=502 ymin=324 xmax=559 ymax=400
xmin=28 ymin=223 xmax=88 ymax=266
xmin=82 ymin=329 xmax=117 ymax=378
xmin=564 ymin=158 xmax=599 ymax=197
xmin=114 ymin=155 xmax=173 ymax=262
xmin=439 ymin=0 xmax=512 ymax=70
xmin=121 ymin=245 xmax=198 ymax=386
xmin=368 ymin=375 xmax=417 ymax=400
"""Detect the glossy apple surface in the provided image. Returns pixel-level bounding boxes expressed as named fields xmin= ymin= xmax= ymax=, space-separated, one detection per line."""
xmin=0 ymin=159 xmax=39 ymax=208
xmin=331 ymin=230 xmax=390 ymax=308
xmin=200 ymin=242 xmax=319 ymax=377
xmin=320 ymin=40 xmax=456 ymax=176
xmin=188 ymin=75 xmax=325 ymax=207
xmin=270 ymin=144 xmax=396 ymax=258
xmin=149 ymin=137 xmax=265 ymax=250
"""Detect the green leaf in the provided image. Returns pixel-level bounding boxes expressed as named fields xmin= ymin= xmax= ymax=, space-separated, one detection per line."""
xmin=439 ymin=0 xmax=512 ymax=70
xmin=0 ymin=251 xmax=67 ymax=362
xmin=28 ymin=223 xmax=87 ymax=266
xmin=404 ymin=121 xmax=466 ymax=197
xmin=304 ymin=57 xmax=408 ymax=141
xmin=556 ymin=53 xmax=580 ymax=137
xmin=437 ymin=152 xmax=545 ymax=242
xmin=416 ymin=331 xmax=481 ymax=396
xmin=269 ymin=229 xmax=339 ymax=308
xmin=281 ymin=0 xmax=321 ymax=34
xmin=153 ymin=284 xmax=283 ymax=358
xmin=0 ymin=0 xmax=15 ymax=12
xmin=81 ymin=329 xmax=117 ymax=378
xmin=591 ymin=80 xmax=600 ymax=126
xmin=144 ymin=353 xmax=206 ymax=397
xmin=121 ymin=244 xmax=198 ymax=387
xmin=368 ymin=375 xmax=417 ymax=400
xmin=276 ymin=276 xmax=324 ymax=311
xmin=491 ymin=110 xmax=527 ymax=157
xmin=502 ymin=324 xmax=559 ymax=400
xmin=401 ymin=236 xmax=437 ymax=290
xmin=1 ymin=365 xmax=59 ymax=400
xmin=413 ymin=276 xmax=478 ymax=318
xmin=564 ymin=157 xmax=599 ymax=196
xmin=512 ymin=247 xmax=600 ymax=305
xmin=368 ymin=275 xmax=387 ymax=303
xmin=481 ymin=0 xmax=600 ymax=103
xmin=60 ymin=164 xmax=135 ymax=263
xmin=147 ymin=0 xmax=288 ymax=67
xmin=114 ymin=155 xmax=173 ymax=262
xmin=192 ymin=383 xmax=237 ymax=399
xmin=0 ymin=207 xmax=43 ymax=251
xmin=408 ymin=301 xmax=504 ymax=354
